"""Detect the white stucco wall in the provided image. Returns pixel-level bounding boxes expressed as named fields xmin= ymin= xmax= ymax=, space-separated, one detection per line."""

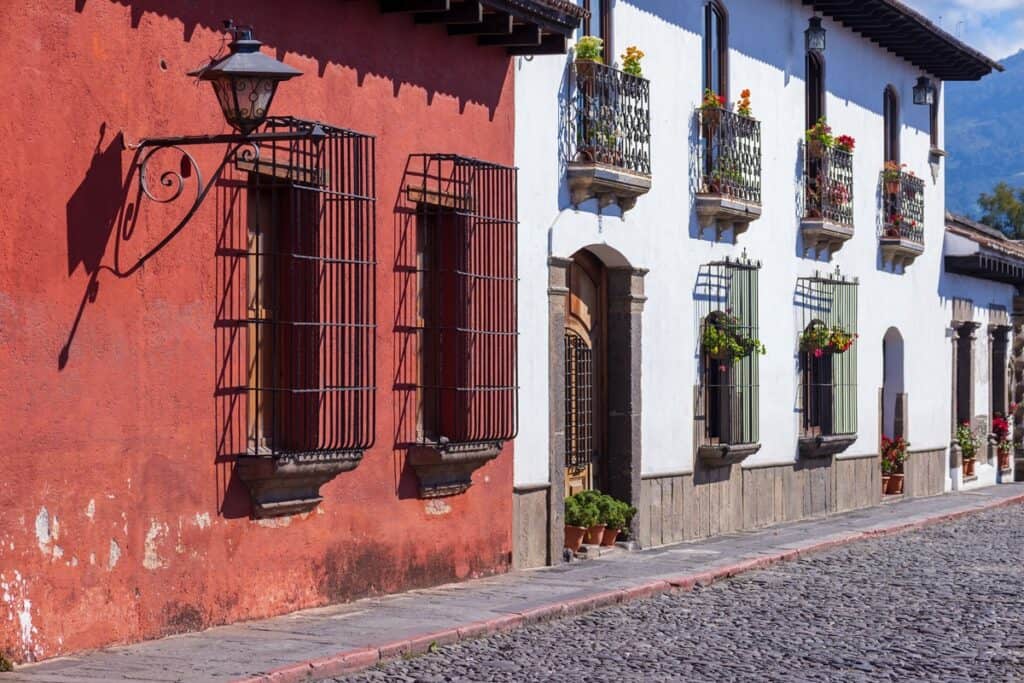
xmin=513 ymin=0 xmax=981 ymax=489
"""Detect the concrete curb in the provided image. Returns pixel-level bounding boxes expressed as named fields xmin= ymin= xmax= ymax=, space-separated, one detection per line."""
xmin=236 ymin=493 xmax=1024 ymax=683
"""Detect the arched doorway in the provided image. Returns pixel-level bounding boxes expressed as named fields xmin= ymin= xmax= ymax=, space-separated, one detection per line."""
xmin=882 ymin=327 xmax=905 ymax=438
xmin=564 ymin=250 xmax=607 ymax=496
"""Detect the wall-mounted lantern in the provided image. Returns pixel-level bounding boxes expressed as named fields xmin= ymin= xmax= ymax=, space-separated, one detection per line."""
xmin=124 ymin=22 xmax=319 ymax=265
xmin=913 ymin=76 xmax=935 ymax=105
xmin=805 ymin=17 xmax=826 ymax=52
xmin=189 ymin=23 xmax=302 ymax=134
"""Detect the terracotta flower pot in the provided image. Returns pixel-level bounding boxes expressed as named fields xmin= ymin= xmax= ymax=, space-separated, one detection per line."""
xmin=885 ymin=180 xmax=900 ymax=194
xmin=882 ymin=475 xmax=890 ymax=495
xmin=999 ymin=451 xmax=1011 ymax=471
xmin=963 ymin=458 xmax=976 ymax=478
xmin=600 ymin=527 xmax=620 ymax=547
xmin=585 ymin=524 xmax=606 ymax=545
xmin=564 ymin=525 xmax=587 ymax=552
xmin=886 ymin=473 xmax=904 ymax=495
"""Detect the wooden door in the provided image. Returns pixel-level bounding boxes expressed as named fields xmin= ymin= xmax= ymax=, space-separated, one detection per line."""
xmin=564 ymin=253 xmax=605 ymax=497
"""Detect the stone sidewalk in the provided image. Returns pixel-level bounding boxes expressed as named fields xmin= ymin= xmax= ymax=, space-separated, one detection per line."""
xmin=6 ymin=484 xmax=1024 ymax=683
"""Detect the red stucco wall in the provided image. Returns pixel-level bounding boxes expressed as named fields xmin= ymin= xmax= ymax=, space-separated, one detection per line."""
xmin=0 ymin=0 xmax=514 ymax=662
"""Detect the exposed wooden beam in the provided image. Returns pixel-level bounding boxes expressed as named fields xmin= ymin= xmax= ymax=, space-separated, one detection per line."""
xmin=447 ymin=12 xmax=513 ymax=35
xmin=478 ymin=23 xmax=541 ymax=46
xmin=381 ymin=0 xmax=448 ymax=14
xmin=414 ymin=0 xmax=483 ymax=24
xmin=507 ymin=32 xmax=567 ymax=55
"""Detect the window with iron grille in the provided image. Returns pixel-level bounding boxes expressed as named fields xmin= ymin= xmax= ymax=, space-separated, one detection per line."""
xmin=695 ymin=257 xmax=761 ymax=447
xmin=565 ymin=330 xmax=595 ymax=471
xmin=400 ymin=154 xmax=518 ymax=451
xmin=217 ymin=116 xmax=376 ymax=465
xmin=796 ymin=270 xmax=858 ymax=439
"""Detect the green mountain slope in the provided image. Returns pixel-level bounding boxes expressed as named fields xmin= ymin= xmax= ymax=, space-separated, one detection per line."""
xmin=945 ymin=50 xmax=1024 ymax=216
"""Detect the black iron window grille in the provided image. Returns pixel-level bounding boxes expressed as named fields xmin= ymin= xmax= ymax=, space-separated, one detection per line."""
xmin=882 ymin=169 xmax=925 ymax=244
xmin=220 ymin=116 xmax=376 ymax=462
xmin=805 ymin=144 xmax=854 ymax=226
xmin=695 ymin=256 xmax=761 ymax=447
xmin=572 ymin=60 xmax=651 ymax=176
xmin=697 ymin=107 xmax=761 ymax=204
xmin=400 ymin=154 xmax=518 ymax=450
xmin=796 ymin=270 xmax=858 ymax=438
xmin=564 ymin=330 xmax=595 ymax=471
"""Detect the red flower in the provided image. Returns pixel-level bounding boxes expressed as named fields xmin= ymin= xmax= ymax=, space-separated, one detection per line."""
xmin=813 ymin=348 xmax=824 ymax=358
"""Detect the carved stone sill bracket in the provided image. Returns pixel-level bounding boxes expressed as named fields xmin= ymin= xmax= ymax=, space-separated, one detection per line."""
xmin=567 ymin=162 xmax=652 ymax=213
xmin=236 ymin=450 xmax=364 ymax=518
xmin=409 ymin=441 xmax=502 ymax=498
xmin=698 ymin=442 xmax=762 ymax=467
xmin=800 ymin=218 xmax=854 ymax=259
xmin=879 ymin=238 xmax=925 ymax=269
xmin=799 ymin=434 xmax=857 ymax=458
xmin=696 ymin=193 xmax=762 ymax=240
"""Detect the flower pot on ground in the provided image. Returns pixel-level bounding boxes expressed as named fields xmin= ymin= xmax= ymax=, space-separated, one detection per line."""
xmin=599 ymin=498 xmax=636 ymax=546
xmin=992 ymin=414 xmax=1012 ymax=471
xmin=882 ymin=474 xmax=891 ymax=495
xmin=880 ymin=435 xmax=908 ymax=495
xmin=999 ymin=450 xmax=1012 ymax=471
xmin=886 ymin=473 xmax=904 ymax=495
xmin=963 ymin=458 xmax=976 ymax=478
xmin=564 ymin=525 xmax=586 ymax=552
xmin=564 ymin=494 xmax=600 ymax=551
xmin=600 ymin=527 xmax=620 ymax=546
xmin=585 ymin=524 xmax=606 ymax=544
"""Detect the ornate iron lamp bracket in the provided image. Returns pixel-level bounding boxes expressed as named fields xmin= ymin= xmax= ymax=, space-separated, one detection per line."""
xmin=120 ymin=127 xmax=325 ymax=275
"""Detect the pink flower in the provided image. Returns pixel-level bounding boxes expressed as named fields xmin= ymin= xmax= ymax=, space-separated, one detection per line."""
xmin=813 ymin=348 xmax=824 ymax=358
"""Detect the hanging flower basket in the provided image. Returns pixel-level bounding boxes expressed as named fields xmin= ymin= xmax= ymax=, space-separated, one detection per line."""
xmin=800 ymin=321 xmax=857 ymax=357
xmin=702 ymin=312 xmax=766 ymax=363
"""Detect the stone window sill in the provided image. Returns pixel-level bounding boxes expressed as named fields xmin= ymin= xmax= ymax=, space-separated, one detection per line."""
xmin=236 ymin=450 xmax=364 ymax=518
xmin=409 ymin=440 xmax=502 ymax=498
xmin=799 ymin=434 xmax=857 ymax=458
xmin=698 ymin=442 xmax=762 ymax=467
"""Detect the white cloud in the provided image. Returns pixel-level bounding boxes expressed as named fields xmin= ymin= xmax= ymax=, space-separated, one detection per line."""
xmin=902 ymin=0 xmax=1024 ymax=59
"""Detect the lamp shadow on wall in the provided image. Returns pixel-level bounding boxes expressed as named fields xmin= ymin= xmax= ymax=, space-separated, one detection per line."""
xmin=74 ymin=0 xmax=507 ymax=120
xmin=60 ymin=123 xmax=126 ymax=370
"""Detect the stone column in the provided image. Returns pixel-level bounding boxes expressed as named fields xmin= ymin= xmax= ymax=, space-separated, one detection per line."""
xmin=605 ymin=267 xmax=647 ymax=541
xmin=1012 ymin=295 xmax=1024 ymax=481
xmin=547 ymin=257 xmax=571 ymax=562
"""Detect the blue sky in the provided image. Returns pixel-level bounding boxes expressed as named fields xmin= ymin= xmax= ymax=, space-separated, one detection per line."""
xmin=903 ymin=0 xmax=1024 ymax=60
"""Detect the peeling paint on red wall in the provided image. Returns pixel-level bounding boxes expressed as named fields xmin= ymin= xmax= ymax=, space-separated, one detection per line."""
xmin=0 ymin=0 xmax=514 ymax=662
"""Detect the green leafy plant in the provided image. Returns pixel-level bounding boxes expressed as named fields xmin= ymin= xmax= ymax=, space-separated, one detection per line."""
xmin=800 ymin=321 xmax=857 ymax=357
xmin=603 ymin=499 xmax=637 ymax=530
xmin=565 ymin=494 xmax=600 ymax=528
xmin=956 ymin=421 xmax=981 ymax=460
xmin=575 ymin=36 xmax=604 ymax=63
xmin=881 ymin=435 xmax=909 ymax=475
xmin=805 ymin=117 xmax=834 ymax=150
xmin=882 ymin=160 xmax=906 ymax=183
xmin=702 ymin=311 xmax=766 ymax=362
xmin=701 ymin=88 xmax=726 ymax=110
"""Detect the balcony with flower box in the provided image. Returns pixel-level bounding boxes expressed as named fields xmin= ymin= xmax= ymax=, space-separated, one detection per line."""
xmin=801 ymin=133 xmax=855 ymax=258
xmin=880 ymin=166 xmax=925 ymax=268
xmin=567 ymin=57 xmax=651 ymax=212
xmin=696 ymin=104 xmax=762 ymax=239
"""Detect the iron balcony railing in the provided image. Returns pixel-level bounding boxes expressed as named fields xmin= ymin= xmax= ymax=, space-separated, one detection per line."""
xmin=804 ymin=144 xmax=854 ymax=226
xmin=572 ymin=60 xmax=651 ymax=176
xmin=698 ymin=107 xmax=762 ymax=205
xmin=882 ymin=169 xmax=925 ymax=244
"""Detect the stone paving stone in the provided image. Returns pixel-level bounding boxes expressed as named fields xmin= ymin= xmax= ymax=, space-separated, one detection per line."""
xmin=341 ymin=501 xmax=1024 ymax=682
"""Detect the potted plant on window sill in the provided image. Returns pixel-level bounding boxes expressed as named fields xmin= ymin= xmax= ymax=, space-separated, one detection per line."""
xmin=956 ymin=422 xmax=980 ymax=478
xmin=700 ymin=88 xmax=726 ymax=129
xmin=702 ymin=311 xmax=766 ymax=363
xmin=800 ymin=321 xmax=857 ymax=358
xmin=564 ymin=495 xmax=598 ymax=552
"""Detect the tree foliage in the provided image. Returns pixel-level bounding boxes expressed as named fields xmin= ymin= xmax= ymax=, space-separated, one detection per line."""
xmin=978 ymin=182 xmax=1024 ymax=238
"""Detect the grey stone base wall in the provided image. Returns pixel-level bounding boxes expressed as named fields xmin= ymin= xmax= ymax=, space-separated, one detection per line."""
xmin=639 ymin=455 xmax=881 ymax=548
xmin=513 ymin=484 xmax=550 ymax=569
xmin=904 ymin=447 xmax=946 ymax=498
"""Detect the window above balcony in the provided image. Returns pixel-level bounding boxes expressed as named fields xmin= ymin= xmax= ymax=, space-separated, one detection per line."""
xmin=567 ymin=59 xmax=651 ymax=213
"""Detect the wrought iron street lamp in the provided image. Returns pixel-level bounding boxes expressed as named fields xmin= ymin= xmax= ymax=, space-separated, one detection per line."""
xmin=122 ymin=22 xmax=320 ymax=271
xmin=805 ymin=17 xmax=826 ymax=52
xmin=189 ymin=23 xmax=302 ymax=134
xmin=913 ymin=76 xmax=935 ymax=106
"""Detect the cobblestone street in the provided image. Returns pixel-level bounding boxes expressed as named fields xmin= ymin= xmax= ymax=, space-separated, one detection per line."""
xmin=344 ymin=505 xmax=1024 ymax=682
